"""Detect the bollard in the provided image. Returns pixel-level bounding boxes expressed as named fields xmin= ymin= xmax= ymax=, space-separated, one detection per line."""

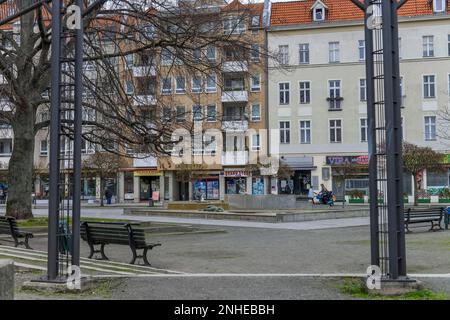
xmin=0 ymin=259 xmax=14 ymax=300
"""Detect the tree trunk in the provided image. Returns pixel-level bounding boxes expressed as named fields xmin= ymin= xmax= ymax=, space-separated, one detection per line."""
xmin=6 ymin=111 xmax=35 ymax=219
xmin=413 ymin=172 xmax=418 ymax=207
xmin=100 ymin=178 xmax=104 ymax=207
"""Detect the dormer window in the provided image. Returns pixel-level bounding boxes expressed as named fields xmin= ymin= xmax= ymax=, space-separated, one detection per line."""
xmin=433 ymin=0 xmax=446 ymax=13
xmin=311 ymin=0 xmax=328 ymax=22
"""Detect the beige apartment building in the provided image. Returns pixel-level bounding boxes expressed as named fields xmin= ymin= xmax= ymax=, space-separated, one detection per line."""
xmin=267 ymin=0 xmax=450 ymax=199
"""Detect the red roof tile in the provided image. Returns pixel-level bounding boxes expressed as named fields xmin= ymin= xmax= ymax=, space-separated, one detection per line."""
xmin=270 ymin=0 xmax=449 ymax=27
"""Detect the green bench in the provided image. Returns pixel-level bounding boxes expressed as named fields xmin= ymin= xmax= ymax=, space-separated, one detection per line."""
xmin=80 ymin=221 xmax=161 ymax=266
xmin=0 ymin=216 xmax=33 ymax=249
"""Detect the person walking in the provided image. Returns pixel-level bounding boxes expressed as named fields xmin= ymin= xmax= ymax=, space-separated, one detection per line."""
xmin=105 ymin=188 xmax=113 ymax=205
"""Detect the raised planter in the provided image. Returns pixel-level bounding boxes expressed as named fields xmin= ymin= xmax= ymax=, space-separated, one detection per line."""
xmin=418 ymin=198 xmax=431 ymax=204
xmin=438 ymin=198 xmax=450 ymax=203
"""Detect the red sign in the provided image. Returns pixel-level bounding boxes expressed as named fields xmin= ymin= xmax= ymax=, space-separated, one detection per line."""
xmin=326 ymin=155 xmax=368 ymax=166
xmin=152 ymin=191 xmax=160 ymax=201
xmin=224 ymin=170 xmax=249 ymax=177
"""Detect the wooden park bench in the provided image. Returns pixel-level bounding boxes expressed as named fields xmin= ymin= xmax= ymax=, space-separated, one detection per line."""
xmin=80 ymin=221 xmax=161 ymax=266
xmin=403 ymin=207 xmax=444 ymax=233
xmin=0 ymin=216 xmax=33 ymax=249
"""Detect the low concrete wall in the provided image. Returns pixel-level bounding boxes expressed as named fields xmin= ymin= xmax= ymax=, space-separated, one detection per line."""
xmin=227 ymin=194 xmax=297 ymax=210
xmin=0 ymin=259 xmax=14 ymax=300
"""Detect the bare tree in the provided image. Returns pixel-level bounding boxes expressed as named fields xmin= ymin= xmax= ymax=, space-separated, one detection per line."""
xmin=1 ymin=0 xmax=267 ymax=218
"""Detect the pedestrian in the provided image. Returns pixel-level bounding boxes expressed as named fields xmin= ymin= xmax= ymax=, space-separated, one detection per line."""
xmin=105 ymin=188 xmax=113 ymax=205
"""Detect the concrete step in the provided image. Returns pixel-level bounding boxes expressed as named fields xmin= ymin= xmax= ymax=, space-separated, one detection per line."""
xmin=0 ymin=245 xmax=182 ymax=276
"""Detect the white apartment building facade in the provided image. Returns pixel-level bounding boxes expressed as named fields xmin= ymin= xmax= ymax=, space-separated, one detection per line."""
xmin=267 ymin=0 xmax=450 ymax=199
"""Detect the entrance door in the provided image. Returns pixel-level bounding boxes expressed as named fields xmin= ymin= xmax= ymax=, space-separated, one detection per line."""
xmin=140 ymin=177 xmax=151 ymax=200
xmin=332 ymin=177 xmax=345 ymax=198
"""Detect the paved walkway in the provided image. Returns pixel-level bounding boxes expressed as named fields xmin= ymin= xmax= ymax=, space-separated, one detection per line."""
xmin=6 ymin=208 xmax=371 ymax=231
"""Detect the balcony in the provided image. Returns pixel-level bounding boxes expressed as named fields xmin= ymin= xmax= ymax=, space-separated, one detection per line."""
xmin=222 ymin=151 xmax=248 ymax=166
xmin=222 ymin=61 xmax=248 ymax=73
xmin=132 ymin=66 xmax=156 ymax=77
xmin=221 ymin=119 xmax=248 ymax=131
xmin=221 ymin=90 xmax=248 ymax=103
xmin=133 ymin=154 xmax=157 ymax=168
xmin=133 ymin=95 xmax=157 ymax=106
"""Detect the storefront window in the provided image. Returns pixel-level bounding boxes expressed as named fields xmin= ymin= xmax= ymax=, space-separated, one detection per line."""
xmin=279 ymin=178 xmax=293 ymax=194
xmin=124 ymin=172 xmax=134 ymax=194
xmin=225 ymin=177 xmax=246 ymax=194
xmin=140 ymin=176 xmax=160 ymax=201
xmin=194 ymin=178 xmax=219 ymax=200
xmin=252 ymin=177 xmax=264 ymax=195
xmin=82 ymin=177 xmax=96 ymax=199
xmin=427 ymin=170 xmax=448 ymax=188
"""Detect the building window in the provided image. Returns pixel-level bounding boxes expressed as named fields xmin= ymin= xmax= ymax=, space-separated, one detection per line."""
xmin=251 ymin=44 xmax=260 ymax=61
xmin=251 ymin=74 xmax=261 ymax=92
xmin=206 ymin=45 xmax=216 ymax=62
xmin=163 ymin=107 xmax=172 ymax=121
xmin=448 ymin=35 xmax=450 ymax=56
xmin=193 ymin=105 xmax=203 ymax=121
xmin=423 ymin=36 xmax=434 ymax=57
xmin=329 ymin=119 xmax=342 ymax=143
xmin=193 ymin=48 xmax=201 ymax=63
xmin=313 ymin=6 xmax=325 ymax=21
xmin=251 ymin=104 xmax=261 ymax=121
xmin=359 ymin=79 xmax=367 ymax=101
xmin=251 ymin=134 xmax=260 ymax=151
xmin=0 ymin=139 xmax=12 ymax=155
xmin=175 ymin=76 xmax=186 ymax=94
xmin=279 ymin=82 xmax=290 ymax=105
xmin=223 ymin=16 xmax=246 ymax=34
xmin=161 ymin=48 xmax=173 ymax=65
xmin=40 ymin=140 xmax=48 ymax=156
xmin=300 ymin=120 xmax=311 ymax=144
xmin=433 ymin=0 xmax=446 ymax=13
xmin=329 ymin=42 xmax=340 ymax=63
xmin=176 ymin=106 xmax=186 ymax=122
xmin=398 ymin=37 xmax=402 ymax=59
xmin=299 ymin=81 xmax=311 ymax=104
xmin=278 ymin=45 xmax=289 ymax=65
xmin=162 ymin=77 xmax=172 ymax=94
xmin=205 ymin=74 xmax=216 ymax=93
xmin=358 ymin=40 xmax=365 ymax=60
xmin=423 ymin=75 xmax=436 ymax=98
xmin=192 ymin=76 xmax=202 ymax=93
xmin=360 ymin=118 xmax=368 ymax=142
xmin=125 ymin=54 xmax=133 ymax=67
xmin=299 ymin=43 xmax=309 ymax=64
xmin=424 ymin=116 xmax=436 ymax=141
xmin=206 ymin=105 xmax=216 ymax=122
xmin=328 ymin=80 xmax=342 ymax=109
xmin=125 ymin=80 xmax=134 ymax=95
xmin=251 ymin=15 xmax=260 ymax=28
xmin=280 ymin=121 xmax=290 ymax=144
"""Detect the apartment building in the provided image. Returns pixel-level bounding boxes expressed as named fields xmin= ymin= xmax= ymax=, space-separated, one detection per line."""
xmin=116 ymin=0 xmax=270 ymax=203
xmin=267 ymin=0 xmax=450 ymax=198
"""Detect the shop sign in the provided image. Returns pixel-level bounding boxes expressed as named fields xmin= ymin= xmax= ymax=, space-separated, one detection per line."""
xmin=326 ymin=155 xmax=368 ymax=166
xmin=224 ymin=170 xmax=249 ymax=177
xmin=133 ymin=169 xmax=162 ymax=177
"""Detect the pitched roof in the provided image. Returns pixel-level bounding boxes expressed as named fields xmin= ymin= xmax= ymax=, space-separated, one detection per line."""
xmin=270 ymin=0 xmax=450 ymax=27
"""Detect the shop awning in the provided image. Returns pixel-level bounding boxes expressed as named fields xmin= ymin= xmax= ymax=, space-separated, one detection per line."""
xmin=280 ymin=156 xmax=315 ymax=170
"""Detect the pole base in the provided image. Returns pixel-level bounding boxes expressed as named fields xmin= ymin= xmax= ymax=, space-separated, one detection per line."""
xmin=25 ymin=275 xmax=94 ymax=293
xmin=367 ymin=276 xmax=423 ymax=296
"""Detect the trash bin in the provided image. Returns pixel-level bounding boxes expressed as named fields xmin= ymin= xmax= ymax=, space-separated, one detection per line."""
xmin=446 ymin=207 xmax=450 ymax=230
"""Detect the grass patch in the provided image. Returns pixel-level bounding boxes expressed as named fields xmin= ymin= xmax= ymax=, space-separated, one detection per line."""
xmin=339 ymin=278 xmax=449 ymax=300
xmin=18 ymin=279 xmax=119 ymax=300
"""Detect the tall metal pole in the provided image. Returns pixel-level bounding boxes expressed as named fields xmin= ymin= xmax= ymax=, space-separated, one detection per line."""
xmin=47 ymin=0 xmax=62 ymax=280
xmin=71 ymin=0 xmax=83 ymax=268
xmin=382 ymin=0 xmax=406 ymax=278
xmin=363 ymin=0 xmax=380 ymax=268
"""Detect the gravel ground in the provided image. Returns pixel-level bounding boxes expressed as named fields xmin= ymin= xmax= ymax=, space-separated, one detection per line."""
xmin=12 ymin=224 xmax=450 ymax=274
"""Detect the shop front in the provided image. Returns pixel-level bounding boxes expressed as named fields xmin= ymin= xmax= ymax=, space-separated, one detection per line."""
xmin=134 ymin=169 xmax=162 ymax=202
xmin=326 ymin=155 xmax=369 ymax=199
xmin=193 ymin=175 xmax=220 ymax=200
xmin=277 ymin=156 xmax=315 ymax=196
xmin=252 ymin=176 xmax=265 ymax=195
xmin=224 ymin=170 xmax=248 ymax=195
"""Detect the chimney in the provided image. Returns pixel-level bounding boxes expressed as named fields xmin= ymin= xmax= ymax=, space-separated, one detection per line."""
xmin=262 ymin=0 xmax=271 ymax=28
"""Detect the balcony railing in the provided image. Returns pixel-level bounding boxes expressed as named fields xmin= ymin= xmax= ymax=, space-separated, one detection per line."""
xmin=132 ymin=66 xmax=156 ymax=77
xmin=133 ymin=95 xmax=157 ymax=106
xmin=221 ymin=119 xmax=248 ymax=131
xmin=221 ymin=90 xmax=248 ymax=103
xmin=222 ymin=151 xmax=248 ymax=166
xmin=327 ymin=97 xmax=343 ymax=110
xmin=222 ymin=61 xmax=248 ymax=73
